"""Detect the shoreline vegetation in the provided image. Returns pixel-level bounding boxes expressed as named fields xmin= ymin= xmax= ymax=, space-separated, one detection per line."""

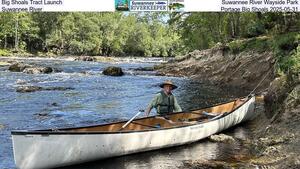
xmin=0 ymin=55 xmax=169 ymax=66
xmin=1 ymin=12 xmax=299 ymax=168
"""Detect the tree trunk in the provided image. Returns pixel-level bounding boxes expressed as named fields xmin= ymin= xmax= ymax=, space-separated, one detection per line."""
xmin=256 ymin=12 xmax=263 ymax=20
xmin=15 ymin=17 xmax=19 ymax=51
xmin=59 ymin=30 xmax=64 ymax=50
xmin=231 ymin=18 xmax=235 ymax=38
xmin=4 ymin=35 xmax=7 ymax=48
xmin=217 ymin=13 xmax=223 ymax=42
xmin=235 ymin=13 xmax=240 ymax=38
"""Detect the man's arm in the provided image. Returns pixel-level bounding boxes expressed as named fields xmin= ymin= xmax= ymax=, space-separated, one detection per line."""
xmin=145 ymin=107 xmax=152 ymax=117
xmin=145 ymin=94 xmax=160 ymax=116
xmin=174 ymin=97 xmax=182 ymax=112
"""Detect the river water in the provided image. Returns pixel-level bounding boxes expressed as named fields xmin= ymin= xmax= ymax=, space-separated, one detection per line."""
xmin=0 ymin=57 xmax=250 ymax=169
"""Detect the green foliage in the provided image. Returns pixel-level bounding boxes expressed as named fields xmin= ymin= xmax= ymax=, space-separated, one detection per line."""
xmin=0 ymin=12 xmax=182 ymax=57
xmin=276 ymin=44 xmax=300 ymax=78
xmin=261 ymin=13 xmax=300 ymax=34
xmin=0 ymin=13 xmax=39 ymax=51
xmin=246 ymin=22 xmax=265 ymax=38
xmin=227 ymin=32 xmax=299 ymax=78
xmin=272 ymin=33 xmax=299 ymax=76
xmin=272 ymin=33 xmax=298 ymax=52
xmin=288 ymin=45 xmax=300 ymax=76
xmin=172 ymin=13 xmax=299 ymax=53
xmin=222 ymin=31 xmax=299 ymax=82
xmin=0 ymin=49 xmax=11 ymax=56
xmin=227 ymin=41 xmax=240 ymax=54
xmin=228 ymin=37 xmax=271 ymax=54
xmin=0 ymin=12 xmax=299 ymax=60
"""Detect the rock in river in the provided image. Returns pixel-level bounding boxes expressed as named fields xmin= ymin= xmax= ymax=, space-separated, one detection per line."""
xmin=34 ymin=112 xmax=50 ymax=119
xmin=103 ymin=66 xmax=124 ymax=76
xmin=0 ymin=124 xmax=5 ymax=130
xmin=209 ymin=133 xmax=235 ymax=143
xmin=44 ymin=87 xmax=75 ymax=91
xmin=16 ymin=79 xmax=28 ymax=85
xmin=16 ymin=86 xmax=74 ymax=93
xmin=16 ymin=86 xmax=43 ymax=93
xmin=75 ymin=56 xmax=96 ymax=62
xmin=23 ymin=67 xmax=53 ymax=74
xmin=131 ymin=66 xmax=154 ymax=71
xmin=9 ymin=62 xmax=55 ymax=74
xmin=8 ymin=63 xmax=31 ymax=72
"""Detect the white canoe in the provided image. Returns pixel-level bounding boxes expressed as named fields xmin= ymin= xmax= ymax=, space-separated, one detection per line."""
xmin=12 ymin=96 xmax=257 ymax=169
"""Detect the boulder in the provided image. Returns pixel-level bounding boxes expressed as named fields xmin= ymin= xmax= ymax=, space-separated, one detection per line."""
xmin=50 ymin=102 xmax=59 ymax=106
xmin=75 ymin=56 xmax=96 ymax=62
xmin=43 ymin=87 xmax=75 ymax=91
xmin=209 ymin=134 xmax=235 ymax=143
xmin=8 ymin=63 xmax=31 ymax=72
xmin=34 ymin=112 xmax=50 ymax=120
xmin=132 ymin=66 xmax=154 ymax=71
xmin=23 ymin=67 xmax=53 ymax=74
xmin=9 ymin=62 xmax=55 ymax=74
xmin=16 ymin=86 xmax=43 ymax=93
xmin=35 ymin=112 xmax=49 ymax=117
xmin=16 ymin=79 xmax=27 ymax=85
xmin=103 ymin=66 xmax=124 ymax=76
xmin=16 ymin=86 xmax=74 ymax=93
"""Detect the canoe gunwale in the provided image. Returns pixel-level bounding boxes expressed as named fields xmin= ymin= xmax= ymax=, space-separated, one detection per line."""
xmin=11 ymin=95 xmax=253 ymax=135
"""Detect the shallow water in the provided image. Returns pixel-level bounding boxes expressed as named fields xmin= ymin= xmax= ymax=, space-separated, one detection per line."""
xmin=0 ymin=57 xmax=249 ymax=169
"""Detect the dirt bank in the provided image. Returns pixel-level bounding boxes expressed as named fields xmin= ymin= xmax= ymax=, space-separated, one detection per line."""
xmin=179 ymin=78 xmax=300 ymax=169
xmin=249 ymin=76 xmax=300 ymax=169
xmin=157 ymin=39 xmax=299 ymax=168
xmin=157 ymin=41 xmax=275 ymax=91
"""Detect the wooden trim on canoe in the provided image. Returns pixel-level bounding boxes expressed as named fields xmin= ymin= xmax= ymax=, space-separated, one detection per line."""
xmin=131 ymin=121 xmax=159 ymax=129
xmin=11 ymin=96 xmax=253 ymax=135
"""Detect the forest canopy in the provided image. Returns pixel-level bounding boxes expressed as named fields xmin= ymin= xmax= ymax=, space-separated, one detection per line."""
xmin=0 ymin=12 xmax=299 ymax=57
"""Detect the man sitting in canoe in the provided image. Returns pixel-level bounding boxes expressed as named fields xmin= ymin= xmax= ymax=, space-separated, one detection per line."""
xmin=145 ymin=80 xmax=182 ymax=116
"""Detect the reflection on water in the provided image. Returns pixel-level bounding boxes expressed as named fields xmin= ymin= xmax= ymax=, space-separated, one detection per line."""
xmin=0 ymin=57 xmax=249 ymax=169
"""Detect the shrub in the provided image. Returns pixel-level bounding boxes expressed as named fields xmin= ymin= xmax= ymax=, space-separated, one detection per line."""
xmin=272 ymin=32 xmax=299 ymax=76
xmin=228 ymin=37 xmax=271 ymax=54
xmin=0 ymin=49 xmax=12 ymax=56
xmin=246 ymin=22 xmax=266 ymax=38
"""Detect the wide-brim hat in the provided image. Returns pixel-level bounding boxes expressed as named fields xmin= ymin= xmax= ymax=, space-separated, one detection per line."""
xmin=159 ymin=80 xmax=178 ymax=90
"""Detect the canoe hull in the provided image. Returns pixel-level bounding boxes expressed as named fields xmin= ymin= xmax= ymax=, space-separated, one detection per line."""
xmin=12 ymin=97 xmax=256 ymax=169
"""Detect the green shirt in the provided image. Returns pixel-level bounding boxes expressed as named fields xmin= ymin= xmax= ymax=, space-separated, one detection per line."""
xmin=147 ymin=91 xmax=182 ymax=114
